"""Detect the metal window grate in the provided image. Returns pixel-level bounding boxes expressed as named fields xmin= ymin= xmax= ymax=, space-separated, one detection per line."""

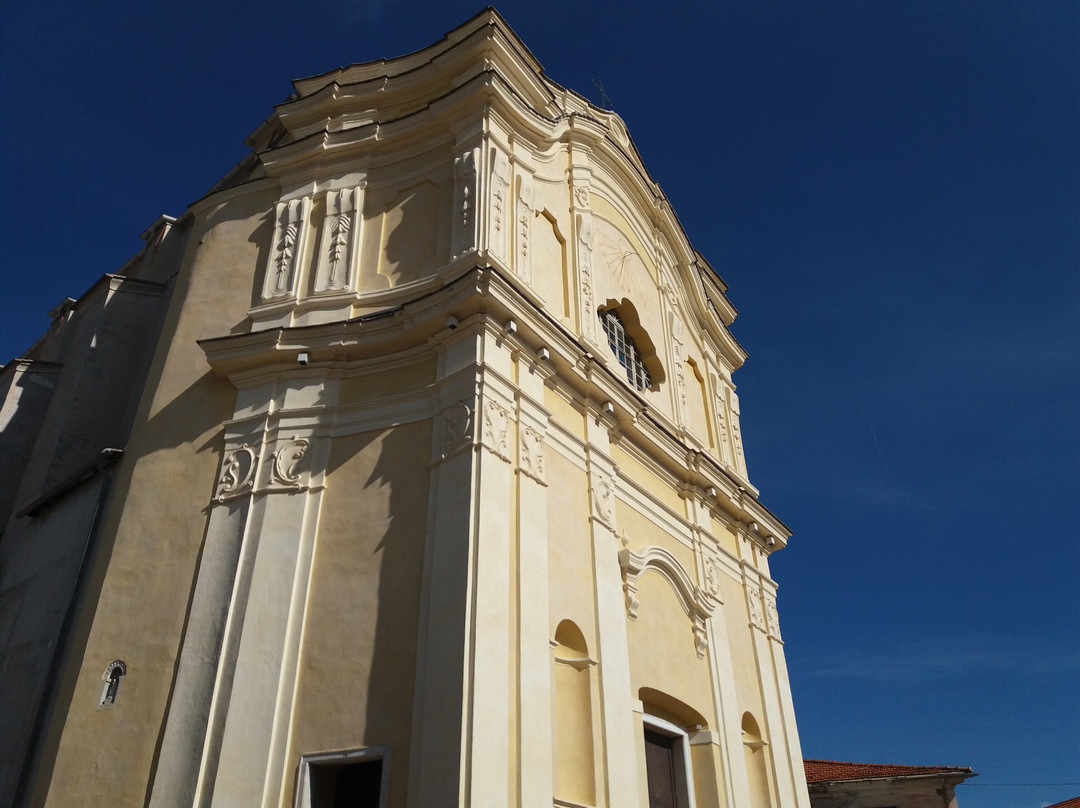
xmin=599 ymin=308 xmax=651 ymax=391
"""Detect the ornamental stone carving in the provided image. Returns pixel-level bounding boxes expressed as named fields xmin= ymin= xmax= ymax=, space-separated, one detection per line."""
xmin=263 ymin=197 xmax=312 ymax=300
xmin=702 ymin=554 xmax=721 ymax=598
xmin=452 ymin=148 xmax=478 ymax=258
xmin=746 ymin=582 xmax=764 ymax=630
xmin=490 ymin=149 xmax=511 ymax=262
xmin=715 ymin=389 xmax=732 ymax=467
xmin=518 ymin=424 xmax=546 ymax=484
xmin=441 ymin=401 xmax=473 ymax=458
xmin=481 ymin=399 xmax=511 ymax=462
xmin=573 ymin=184 xmax=589 ymax=209
xmin=315 ymin=187 xmax=362 ymax=292
xmin=576 ymin=211 xmax=597 ymax=344
xmin=591 ymin=473 xmax=615 ymax=527
xmin=516 ymin=175 xmax=535 ymax=282
xmin=765 ymin=596 xmax=781 ymax=639
xmin=729 ymin=391 xmax=747 ymax=478
xmin=271 ymin=436 xmax=310 ymax=487
xmin=216 ymin=445 xmax=257 ymax=501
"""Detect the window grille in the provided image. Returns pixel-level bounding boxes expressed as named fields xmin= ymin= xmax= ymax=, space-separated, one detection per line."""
xmin=599 ymin=308 xmax=652 ymax=390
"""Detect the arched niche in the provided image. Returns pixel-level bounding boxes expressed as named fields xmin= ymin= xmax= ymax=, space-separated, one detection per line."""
xmin=742 ymin=712 xmax=773 ymax=808
xmin=551 ymin=620 xmax=596 ymax=805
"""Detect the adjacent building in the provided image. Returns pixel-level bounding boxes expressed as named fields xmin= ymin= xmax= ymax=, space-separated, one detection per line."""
xmin=804 ymin=760 xmax=977 ymax=808
xmin=0 ymin=10 xmax=811 ymax=808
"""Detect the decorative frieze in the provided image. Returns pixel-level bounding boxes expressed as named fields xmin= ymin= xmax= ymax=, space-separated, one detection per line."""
xmin=263 ymin=197 xmax=312 ymax=301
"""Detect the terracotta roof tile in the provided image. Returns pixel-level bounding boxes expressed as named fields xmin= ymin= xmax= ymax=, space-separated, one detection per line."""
xmin=1045 ymin=797 xmax=1080 ymax=808
xmin=804 ymin=759 xmax=975 ymax=783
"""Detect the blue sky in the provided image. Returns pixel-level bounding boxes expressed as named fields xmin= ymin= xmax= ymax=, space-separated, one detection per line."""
xmin=1 ymin=1 xmax=1077 ymax=806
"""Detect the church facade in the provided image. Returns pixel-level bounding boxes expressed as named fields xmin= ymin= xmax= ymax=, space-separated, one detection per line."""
xmin=0 ymin=10 xmax=810 ymax=808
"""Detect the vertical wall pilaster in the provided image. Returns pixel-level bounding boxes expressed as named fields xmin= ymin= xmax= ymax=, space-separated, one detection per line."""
xmin=763 ymin=588 xmax=812 ymax=808
xmin=684 ymin=493 xmax=751 ymax=808
xmin=203 ymin=425 xmax=328 ymax=808
xmin=515 ymin=354 xmax=553 ymax=808
xmin=584 ymin=408 xmax=640 ymax=808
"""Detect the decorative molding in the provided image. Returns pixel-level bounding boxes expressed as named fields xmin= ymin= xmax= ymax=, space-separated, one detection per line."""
xmin=270 ymin=436 xmax=310 ymax=488
xmin=618 ymin=545 xmax=717 ymax=659
xmin=452 ymin=148 xmax=478 ymax=258
xmin=481 ymin=398 xmax=511 ymax=462
xmin=216 ymin=445 xmax=258 ymax=501
xmin=263 ymin=197 xmax=312 ymax=300
xmin=518 ymin=424 xmax=546 ymax=484
xmin=441 ymin=400 xmax=474 ymax=459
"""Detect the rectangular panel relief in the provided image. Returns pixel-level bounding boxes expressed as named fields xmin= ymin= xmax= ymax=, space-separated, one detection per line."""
xmin=572 ymin=176 xmax=598 ymax=347
xmin=451 ymin=146 xmax=480 ymax=259
xmin=715 ymin=381 xmax=748 ymax=479
xmin=660 ymin=269 xmax=689 ymax=428
xmin=214 ymin=431 xmax=324 ymax=501
xmin=514 ymin=171 xmax=535 ymax=284
xmin=262 ymin=196 xmax=313 ymax=301
xmin=489 ymin=147 xmax=511 ymax=265
xmin=312 ymin=186 xmax=364 ymax=294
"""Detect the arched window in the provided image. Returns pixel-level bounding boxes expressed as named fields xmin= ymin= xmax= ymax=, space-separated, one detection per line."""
xmin=98 ymin=660 xmax=126 ymax=709
xmin=599 ymin=307 xmax=652 ymax=390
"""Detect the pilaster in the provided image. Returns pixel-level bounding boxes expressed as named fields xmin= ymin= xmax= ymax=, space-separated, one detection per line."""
xmin=583 ymin=406 xmax=640 ymax=808
xmin=515 ymin=350 xmax=554 ymax=808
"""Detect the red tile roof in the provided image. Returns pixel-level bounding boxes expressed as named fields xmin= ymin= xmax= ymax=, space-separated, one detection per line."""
xmin=1045 ymin=798 xmax=1080 ymax=808
xmin=804 ymin=759 xmax=975 ymax=783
